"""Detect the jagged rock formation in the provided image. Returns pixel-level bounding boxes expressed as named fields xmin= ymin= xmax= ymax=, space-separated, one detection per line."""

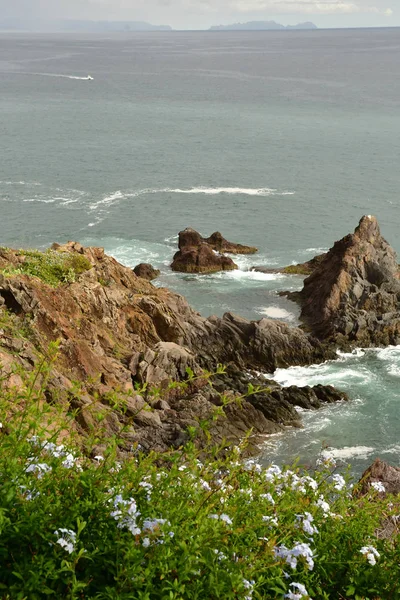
xmin=293 ymin=216 xmax=400 ymax=346
xmin=171 ymin=228 xmax=238 ymax=274
xmin=133 ymin=263 xmax=160 ymax=281
xmin=0 ymin=240 xmax=341 ymax=455
xmin=204 ymin=231 xmax=258 ymax=255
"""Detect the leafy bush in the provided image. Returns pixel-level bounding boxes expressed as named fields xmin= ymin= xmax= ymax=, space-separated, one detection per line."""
xmin=0 ymin=250 xmax=92 ymax=286
xmin=0 ymin=355 xmax=400 ymax=599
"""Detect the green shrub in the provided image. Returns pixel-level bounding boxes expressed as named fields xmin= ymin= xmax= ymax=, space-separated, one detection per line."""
xmin=0 ymin=356 xmax=399 ymax=599
xmin=0 ymin=250 xmax=92 ymax=286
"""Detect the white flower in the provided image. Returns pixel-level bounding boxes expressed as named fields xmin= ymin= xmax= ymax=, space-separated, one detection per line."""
xmin=214 ymin=549 xmax=227 ymax=561
xmin=142 ymin=537 xmax=151 ymax=548
xmin=62 ymin=453 xmax=79 ymax=469
xmin=260 ymin=493 xmax=275 ymax=505
xmin=317 ymin=450 xmax=336 ymax=468
xmin=54 ymin=529 xmax=76 ymax=554
xmin=296 ymin=512 xmax=318 ymax=536
xmin=243 ymin=578 xmax=255 ymax=600
xmin=94 ymin=455 xmax=104 ymax=462
xmin=220 ymin=513 xmax=233 ymax=525
xmin=25 ymin=461 xmax=52 ymax=479
xmin=315 ymin=495 xmax=330 ymax=516
xmin=264 ymin=464 xmax=282 ymax=482
xmin=262 ymin=515 xmax=278 ymax=527
xmin=200 ymin=479 xmax=211 ymax=491
xmin=275 ymin=542 xmax=314 ymax=571
xmin=285 ymin=581 xmax=310 ymax=599
xmin=208 ymin=513 xmax=233 ymax=526
xmin=111 ymin=495 xmax=141 ymax=536
xmin=142 ymin=518 xmax=167 ymax=532
xmin=360 ymin=545 xmax=380 ymax=566
xmin=331 ymin=474 xmax=346 ymax=491
xmin=370 ymin=481 xmax=386 ymax=493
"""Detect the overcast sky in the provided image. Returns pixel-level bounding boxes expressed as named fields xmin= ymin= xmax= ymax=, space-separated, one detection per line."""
xmin=0 ymin=0 xmax=398 ymax=29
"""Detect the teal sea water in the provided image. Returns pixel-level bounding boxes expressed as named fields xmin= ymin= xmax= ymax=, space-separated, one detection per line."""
xmin=1 ymin=28 xmax=400 ymax=473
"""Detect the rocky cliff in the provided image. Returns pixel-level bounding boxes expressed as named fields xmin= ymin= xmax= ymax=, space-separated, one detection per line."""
xmin=295 ymin=216 xmax=400 ymax=346
xmin=0 ymin=241 xmax=341 ymax=455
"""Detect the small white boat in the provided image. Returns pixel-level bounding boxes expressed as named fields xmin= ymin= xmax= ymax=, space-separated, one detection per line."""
xmin=87 ymin=75 xmax=93 ymax=81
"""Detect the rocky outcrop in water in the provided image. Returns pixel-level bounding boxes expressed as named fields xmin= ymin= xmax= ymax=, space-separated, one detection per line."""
xmin=170 ymin=228 xmax=257 ymax=274
xmin=0 ymin=240 xmax=340 ymax=455
xmin=171 ymin=228 xmax=238 ymax=273
xmin=133 ymin=263 xmax=160 ymax=281
xmin=293 ymin=216 xmax=400 ymax=347
xmin=252 ymin=253 xmax=326 ymax=276
xmin=205 ymin=231 xmax=258 ymax=255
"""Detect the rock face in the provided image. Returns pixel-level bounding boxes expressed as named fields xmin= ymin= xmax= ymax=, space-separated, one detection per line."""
xmin=0 ymin=240 xmax=339 ymax=455
xmin=133 ymin=263 xmax=160 ymax=281
xmin=296 ymin=216 xmax=400 ymax=346
xmin=358 ymin=459 xmax=400 ymax=496
xmin=171 ymin=228 xmax=238 ymax=274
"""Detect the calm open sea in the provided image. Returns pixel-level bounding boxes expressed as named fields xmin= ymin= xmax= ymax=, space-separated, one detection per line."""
xmin=1 ymin=28 xmax=400 ymax=472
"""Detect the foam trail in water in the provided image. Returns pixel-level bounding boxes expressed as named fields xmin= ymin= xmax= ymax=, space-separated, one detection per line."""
xmin=87 ymin=186 xmax=295 ymax=211
xmin=30 ymin=72 xmax=93 ymax=80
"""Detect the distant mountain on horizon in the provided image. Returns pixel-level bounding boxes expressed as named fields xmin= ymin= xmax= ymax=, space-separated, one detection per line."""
xmin=0 ymin=18 xmax=172 ymax=32
xmin=209 ymin=21 xmax=317 ymax=31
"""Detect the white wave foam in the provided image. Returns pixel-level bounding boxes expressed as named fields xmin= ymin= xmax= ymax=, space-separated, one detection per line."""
xmin=327 ymin=446 xmax=375 ymax=460
xmin=162 ymin=186 xmax=294 ymax=196
xmin=87 ymin=186 xmax=295 ymax=211
xmin=23 ymin=197 xmax=56 ymax=204
xmin=0 ymin=180 xmax=41 ymax=186
xmin=257 ymin=306 xmax=295 ymax=320
xmin=223 ymin=269 xmax=283 ymax=282
xmin=32 ymin=72 xmax=94 ymax=81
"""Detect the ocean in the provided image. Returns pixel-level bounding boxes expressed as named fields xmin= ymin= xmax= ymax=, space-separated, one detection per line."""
xmin=1 ymin=28 xmax=400 ymax=474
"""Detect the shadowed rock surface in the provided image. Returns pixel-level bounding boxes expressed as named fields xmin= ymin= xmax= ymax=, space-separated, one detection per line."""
xmin=0 ymin=240 xmax=341 ymax=455
xmin=133 ymin=263 xmax=160 ymax=281
xmin=294 ymin=216 xmax=400 ymax=347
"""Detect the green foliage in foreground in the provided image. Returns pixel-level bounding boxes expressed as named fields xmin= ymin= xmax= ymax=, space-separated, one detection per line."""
xmin=0 ymin=357 xmax=400 ymax=599
xmin=0 ymin=249 xmax=91 ymax=286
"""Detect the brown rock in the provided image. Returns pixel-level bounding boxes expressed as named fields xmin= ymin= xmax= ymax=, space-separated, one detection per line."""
xmin=358 ymin=458 xmax=400 ymax=496
xmin=170 ymin=227 xmax=258 ymax=273
xmin=133 ymin=263 xmax=160 ymax=281
xmin=171 ymin=242 xmax=237 ymax=274
xmin=296 ymin=216 xmax=400 ymax=346
xmin=205 ymin=231 xmax=258 ymax=255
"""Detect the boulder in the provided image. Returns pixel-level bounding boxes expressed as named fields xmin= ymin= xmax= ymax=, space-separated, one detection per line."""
xmin=295 ymin=216 xmax=400 ymax=346
xmin=133 ymin=263 xmax=160 ymax=281
xmin=171 ymin=242 xmax=237 ymax=274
